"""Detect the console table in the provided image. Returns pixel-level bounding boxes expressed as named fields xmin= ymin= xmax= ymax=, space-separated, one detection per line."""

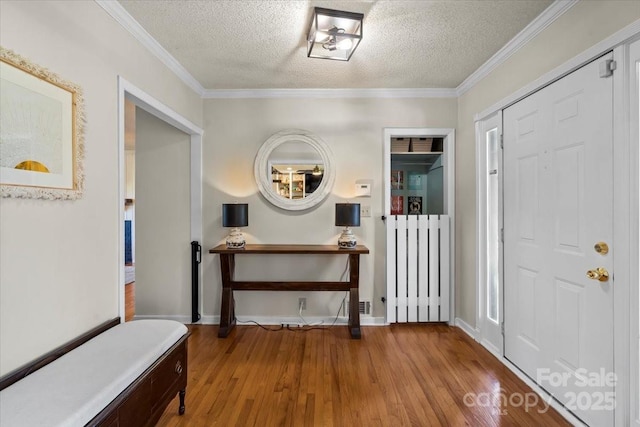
xmin=209 ymin=244 xmax=370 ymax=339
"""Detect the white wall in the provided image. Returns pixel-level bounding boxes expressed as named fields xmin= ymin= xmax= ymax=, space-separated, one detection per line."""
xmin=0 ymin=1 xmax=202 ymax=375
xmin=135 ymin=108 xmax=191 ymax=317
xmin=203 ymin=97 xmax=457 ymax=319
xmin=455 ymin=0 xmax=640 ymax=326
xmin=3 ymin=0 xmax=638 ymax=375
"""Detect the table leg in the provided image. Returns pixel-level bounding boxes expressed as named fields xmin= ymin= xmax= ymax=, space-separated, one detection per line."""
xmin=348 ymin=254 xmax=361 ymax=339
xmin=218 ymin=254 xmax=236 ymax=338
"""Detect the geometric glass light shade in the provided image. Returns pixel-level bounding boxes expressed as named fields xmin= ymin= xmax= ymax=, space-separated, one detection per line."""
xmin=335 ymin=203 xmax=361 ymax=249
xmin=222 ymin=203 xmax=248 ymax=249
xmin=307 ymin=7 xmax=363 ymax=61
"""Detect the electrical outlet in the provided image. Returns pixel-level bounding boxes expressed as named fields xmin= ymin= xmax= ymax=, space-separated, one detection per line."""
xmin=298 ymin=297 xmax=307 ymax=311
xmin=360 ymin=205 xmax=371 ymax=217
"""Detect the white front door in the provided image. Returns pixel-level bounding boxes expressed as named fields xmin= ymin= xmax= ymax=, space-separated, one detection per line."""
xmin=504 ymin=53 xmax=615 ymax=426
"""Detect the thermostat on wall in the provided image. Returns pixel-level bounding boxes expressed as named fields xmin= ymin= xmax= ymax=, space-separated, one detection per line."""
xmin=355 ymin=182 xmax=371 ymax=197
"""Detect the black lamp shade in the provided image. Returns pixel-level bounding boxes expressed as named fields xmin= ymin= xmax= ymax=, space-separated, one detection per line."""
xmin=335 ymin=203 xmax=360 ymax=227
xmin=222 ymin=204 xmax=248 ymax=227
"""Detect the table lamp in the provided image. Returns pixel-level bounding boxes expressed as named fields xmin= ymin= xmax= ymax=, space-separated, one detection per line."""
xmin=222 ymin=203 xmax=248 ymax=249
xmin=335 ymin=203 xmax=360 ymax=249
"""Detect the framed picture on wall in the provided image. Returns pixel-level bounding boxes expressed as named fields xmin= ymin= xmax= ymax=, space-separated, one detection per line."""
xmin=0 ymin=47 xmax=85 ymax=199
xmin=391 ymin=195 xmax=403 ymax=215
xmin=408 ymin=172 xmax=422 ymax=190
xmin=391 ymin=170 xmax=403 ymax=190
xmin=408 ymin=196 xmax=422 ymax=215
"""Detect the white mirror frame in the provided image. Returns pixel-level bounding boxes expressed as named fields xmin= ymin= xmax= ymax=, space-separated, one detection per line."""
xmin=254 ymin=129 xmax=335 ymax=211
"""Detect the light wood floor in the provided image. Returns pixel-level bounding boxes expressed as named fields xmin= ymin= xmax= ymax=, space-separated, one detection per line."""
xmin=124 ymin=282 xmax=135 ymax=322
xmin=157 ymin=324 xmax=570 ymax=427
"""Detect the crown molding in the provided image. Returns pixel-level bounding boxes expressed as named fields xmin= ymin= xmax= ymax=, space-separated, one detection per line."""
xmin=97 ymin=0 xmax=577 ymax=100
xmin=455 ymin=0 xmax=578 ymax=97
xmin=474 ymin=18 xmax=640 ymax=122
xmin=95 ymin=0 xmax=205 ymax=96
xmin=202 ymin=87 xmax=457 ymax=99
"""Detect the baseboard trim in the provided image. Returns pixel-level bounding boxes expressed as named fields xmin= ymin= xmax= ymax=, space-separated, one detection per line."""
xmin=479 ymin=338 xmax=503 ymax=360
xmin=133 ymin=314 xmax=194 ymax=323
xmin=135 ymin=314 xmax=385 ymax=326
xmin=454 ymin=317 xmax=479 ymax=340
xmin=500 ymin=358 xmax=586 ymax=427
xmin=361 ymin=317 xmax=386 ymax=326
xmin=199 ymin=315 xmax=219 ymax=325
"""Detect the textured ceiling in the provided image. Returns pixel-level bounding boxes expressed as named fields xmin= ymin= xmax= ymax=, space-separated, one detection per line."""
xmin=118 ymin=0 xmax=552 ymax=90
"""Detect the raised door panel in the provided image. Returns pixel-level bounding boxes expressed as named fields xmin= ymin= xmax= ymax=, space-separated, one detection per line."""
xmin=504 ymin=97 xmax=549 ymax=375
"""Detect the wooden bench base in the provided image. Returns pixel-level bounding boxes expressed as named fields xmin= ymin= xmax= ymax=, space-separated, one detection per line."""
xmin=90 ymin=335 xmax=188 ymax=426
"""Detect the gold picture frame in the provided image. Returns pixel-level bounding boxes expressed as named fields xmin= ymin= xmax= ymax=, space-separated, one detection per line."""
xmin=0 ymin=47 xmax=85 ymax=199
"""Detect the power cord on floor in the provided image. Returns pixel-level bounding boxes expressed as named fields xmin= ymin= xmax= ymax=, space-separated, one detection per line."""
xmin=287 ymin=292 xmax=348 ymax=332
xmin=298 ymin=302 xmax=324 ymax=327
xmin=233 ymin=258 xmax=351 ymax=333
xmin=236 ymin=319 xmax=284 ymax=332
xmin=296 ymin=257 xmax=350 ymax=328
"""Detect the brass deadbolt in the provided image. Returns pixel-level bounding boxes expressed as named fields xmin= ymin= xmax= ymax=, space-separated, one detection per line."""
xmin=594 ymin=242 xmax=609 ymax=255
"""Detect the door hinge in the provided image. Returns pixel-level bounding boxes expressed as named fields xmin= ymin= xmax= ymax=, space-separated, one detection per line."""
xmin=501 ymin=323 xmax=505 ymax=335
xmin=599 ymin=59 xmax=616 ymax=78
xmin=500 ymin=134 xmax=504 ymax=149
xmin=500 ymin=228 xmax=504 ymax=243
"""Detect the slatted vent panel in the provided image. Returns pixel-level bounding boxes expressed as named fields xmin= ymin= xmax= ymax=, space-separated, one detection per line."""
xmin=386 ymin=215 xmax=450 ymax=323
xmin=359 ymin=300 xmax=371 ymax=315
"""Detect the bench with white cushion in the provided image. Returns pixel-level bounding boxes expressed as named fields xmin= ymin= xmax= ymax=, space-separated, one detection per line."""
xmin=0 ymin=319 xmax=189 ymax=427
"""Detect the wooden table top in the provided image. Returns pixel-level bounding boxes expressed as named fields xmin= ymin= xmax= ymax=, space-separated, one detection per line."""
xmin=209 ymin=244 xmax=370 ymax=254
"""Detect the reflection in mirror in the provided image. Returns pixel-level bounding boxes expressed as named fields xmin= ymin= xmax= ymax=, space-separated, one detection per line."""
xmin=270 ymin=164 xmax=324 ymax=199
xmin=254 ymin=129 xmax=335 ymax=211
xmin=268 ymin=140 xmax=324 ymax=200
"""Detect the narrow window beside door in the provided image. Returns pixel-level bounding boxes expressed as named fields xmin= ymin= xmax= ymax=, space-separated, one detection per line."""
xmin=486 ymin=128 xmax=499 ymax=324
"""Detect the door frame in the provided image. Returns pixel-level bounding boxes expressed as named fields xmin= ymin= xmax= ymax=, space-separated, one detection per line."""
xmin=383 ymin=127 xmax=456 ymax=324
xmin=474 ymin=25 xmax=640 ymax=425
xmin=117 ymin=76 xmax=204 ymax=322
xmin=625 ymin=37 xmax=640 ymax=427
xmin=626 ymin=39 xmax=640 ymax=427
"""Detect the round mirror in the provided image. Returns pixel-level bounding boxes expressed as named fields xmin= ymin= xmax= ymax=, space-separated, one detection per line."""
xmin=254 ymin=129 xmax=335 ymax=211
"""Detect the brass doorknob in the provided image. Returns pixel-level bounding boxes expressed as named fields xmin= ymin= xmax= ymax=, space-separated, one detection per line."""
xmin=586 ymin=267 xmax=609 ymax=282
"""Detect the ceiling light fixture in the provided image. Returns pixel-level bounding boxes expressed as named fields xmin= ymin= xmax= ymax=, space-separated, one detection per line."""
xmin=307 ymin=7 xmax=363 ymax=61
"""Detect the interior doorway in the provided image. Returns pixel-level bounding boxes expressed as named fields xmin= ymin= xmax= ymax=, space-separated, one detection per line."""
xmin=134 ymin=108 xmax=191 ymax=318
xmin=117 ymin=77 xmax=204 ymax=323
xmin=123 ymin=99 xmax=136 ymax=321
xmin=382 ymin=128 xmax=456 ymax=324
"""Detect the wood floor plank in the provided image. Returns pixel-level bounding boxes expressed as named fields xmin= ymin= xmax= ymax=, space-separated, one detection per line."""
xmin=157 ymin=324 xmax=570 ymax=427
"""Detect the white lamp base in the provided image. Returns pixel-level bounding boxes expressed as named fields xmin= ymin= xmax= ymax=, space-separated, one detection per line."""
xmin=338 ymin=227 xmax=357 ymax=249
xmin=225 ymin=228 xmax=245 ymax=249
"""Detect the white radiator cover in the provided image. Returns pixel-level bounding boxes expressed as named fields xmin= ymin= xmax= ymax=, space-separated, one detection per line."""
xmin=386 ymin=215 xmax=450 ymax=323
